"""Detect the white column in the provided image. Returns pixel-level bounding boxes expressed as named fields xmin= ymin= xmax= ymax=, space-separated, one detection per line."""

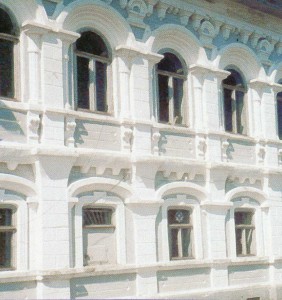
xmin=125 ymin=201 xmax=162 ymax=264
xmin=115 ymin=47 xmax=135 ymax=120
xmin=34 ymin=156 xmax=76 ymax=270
xmin=189 ymin=65 xmax=205 ymax=131
xmin=23 ymin=24 xmax=47 ymax=104
xmin=201 ymin=203 xmax=232 ymax=259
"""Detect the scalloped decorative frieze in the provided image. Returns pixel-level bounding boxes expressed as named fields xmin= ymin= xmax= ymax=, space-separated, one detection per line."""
xmin=115 ymin=0 xmax=281 ymax=61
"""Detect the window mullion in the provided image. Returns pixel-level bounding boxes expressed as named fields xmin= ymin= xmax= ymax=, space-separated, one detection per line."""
xmin=168 ymin=76 xmax=174 ymax=124
xmin=89 ymin=59 xmax=96 ymax=111
xmin=231 ymin=90 xmax=237 ymax=133
xmin=177 ymin=228 xmax=183 ymax=258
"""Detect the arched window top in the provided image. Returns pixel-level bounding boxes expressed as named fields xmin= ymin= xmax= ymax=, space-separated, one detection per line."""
xmin=157 ymin=52 xmax=184 ymax=75
xmin=76 ymin=31 xmax=109 ymax=58
xmin=223 ymin=69 xmax=246 ymax=89
xmin=0 ymin=8 xmax=17 ymax=36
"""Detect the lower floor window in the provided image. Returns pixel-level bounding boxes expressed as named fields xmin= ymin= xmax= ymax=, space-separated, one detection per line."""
xmin=235 ymin=210 xmax=255 ymax=256
xmin=168 ymin=209 xmax=193 ymax=260
xmin=0 ymin=208 xmax=15 ymax=269
xmin=83 ymin=206 xmax=116 ymax=265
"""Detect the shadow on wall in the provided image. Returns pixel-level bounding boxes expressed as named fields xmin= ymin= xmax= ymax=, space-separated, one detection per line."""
xmin=0 ymin=101 xmax=25 ymax=142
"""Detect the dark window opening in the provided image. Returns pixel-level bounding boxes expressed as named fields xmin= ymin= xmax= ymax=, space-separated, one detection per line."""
xmin=222 ymin=69 xmax=247 ymax=134
xmin=75 ymin=31 xmax=110 ymax=112
xmin=0 ymin=208 xmax=15 ymax=269
xmin=0 ymin=8 xmax=17 ymax=99
xmin=157 ymin=52 xmax=185 ymax=125
xmin=277 ymin=91 xmax=282 ymax=139
xmin=235 ymin=210 xmax=255 ymax=256
xmin=168 ymin=209 xmax=193 ymax=260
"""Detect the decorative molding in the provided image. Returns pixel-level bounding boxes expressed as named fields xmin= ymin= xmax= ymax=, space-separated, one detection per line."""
xmin=151 ymin=128 xmax=161 ymax=155
xmin=27 ymin=112 xmax=41 ymax=144
xmin=65 ymin=117 xmax=76 ymax=147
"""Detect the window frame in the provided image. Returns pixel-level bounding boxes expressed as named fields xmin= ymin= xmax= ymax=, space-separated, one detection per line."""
xmin=156 ymin=51 xmax=187 ymax=126
xmin=234 ymin=209 xmax=255 ymax=257
xmin=222 ymin=69 xmax=248 ymax=135
xmin=276 ymin=87 xmax=282 ymax=140
xmin=0 ymin=205 xmax=16 ymax=271
xmin=167 ymin=207 xmax=194 ymax=260
xmin=0 ymin=7 xmax=19 ymax=101
xmin=74 ymin=30 xmax=111 ymax=114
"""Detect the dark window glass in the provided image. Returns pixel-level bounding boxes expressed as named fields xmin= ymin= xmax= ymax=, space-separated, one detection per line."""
xmin=75 ymin=31 xmax=109 ymax=112
xmin=96 ymin=61 xmax=107 ymax=112
xmin=224 ymin=88 xmax=233 ymax=132
xmin=76 ymin=31 xmax=108 ymax=58
xmin=277 ymin=93 xmax=282 ymax=139
xmin=222 ymin=69 xmax=246 ymax=134
xmin=157 ymin=52 xmax=183 ymax=74
xmin=77 ymin=56 xmax=90 ymax=109
xmin=158 ymin=74 xmax=169 ymax=123
xmin=83 ymin=208 xmax=113 ymax=226
xmin=0 ymin=8 xmax=16 ymax=99
xmin=0 ymin=9 xmax=15 ymax=35
xmin=0 ymin=208 xmax=14 ymax=269
xmin=168 ymin=209 xmax=192 ymax=259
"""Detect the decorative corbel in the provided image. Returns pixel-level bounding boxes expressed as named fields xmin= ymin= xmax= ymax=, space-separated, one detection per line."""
xmin=179 ymin=11 xmax=193 ymax=26
xmin=221 ymin=140 xmax=230 ymax=161
xmin=27 ymin=112 xmax=41 ymax=144
xmin=156 ymin=2 xmax=169 ymax=20
xmin=221 ymin=23 xmax=233 ymax=40
xmin=239 ymin=29 xmax=252 ymax=44
xmin=122 ymin=126 xmax=134 ymax=152
xmin=151 ymin=128 xmax=161 ymax=155
xmin=65 ymin=116 xmax=76 ymax=147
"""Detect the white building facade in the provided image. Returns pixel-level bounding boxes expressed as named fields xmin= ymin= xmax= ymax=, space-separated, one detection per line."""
xmin=0 ymin=0 xmax=282 ymax=299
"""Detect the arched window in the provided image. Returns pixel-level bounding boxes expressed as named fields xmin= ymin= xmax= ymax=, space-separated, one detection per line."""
xmin=276 ymin=81 xmax=282 ymax=139
xmin=0 ymin=7 xmax=18 ymax=99
xmin=222 ymin=69 xmax=247 ymax=134
xmin=75 ymin=31 xmax=110 ymax=112
xmin=156 ymin=52 xmax=186 ymax=125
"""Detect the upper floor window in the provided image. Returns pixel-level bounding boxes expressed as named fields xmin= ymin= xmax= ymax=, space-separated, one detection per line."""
xmin=0 ymin=8 xmax=18 ymax=99
xmin=235 ymin=210 xmax=255 ymax=256
xmin=222 ymin=69 xmax=247 ymax=134
xmin=75 ymin=31 xmax=110 ymax=112
xmin=276 ymin=82 xmax=282 ymax=139
xmin=156 ymin=52 xmax=186 ymax=125
xmin=0 ymin=207 xmax=16 ymax=270
xmin=168 ymin=208 xmax=193 ymax=260
xmin=82 ymin=206 xmax=115 ymax=265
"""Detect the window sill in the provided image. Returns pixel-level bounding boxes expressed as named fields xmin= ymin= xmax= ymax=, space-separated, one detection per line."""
xmin=229 ymin=256 xmax=269 ymax=266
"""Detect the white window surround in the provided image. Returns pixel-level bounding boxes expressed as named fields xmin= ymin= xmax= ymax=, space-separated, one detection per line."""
xmin=158 ymin=195 xmax=203 ymax=262
xmin=226 ymin=197 xmax=266 ymax=259
xmin=72 ymin=192 xmax=126 ymax=268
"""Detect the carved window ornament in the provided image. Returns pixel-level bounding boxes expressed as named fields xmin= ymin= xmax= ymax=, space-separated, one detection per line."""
xmin=75 ymin=31 xmax=111 ymax=113
xmin=222 ymin=69 xmax=247 ymax=135
xmin=0 ymin=7 xmax=18 ymax=99
xmin=156 ymin=52 xmax=186 ymax=125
